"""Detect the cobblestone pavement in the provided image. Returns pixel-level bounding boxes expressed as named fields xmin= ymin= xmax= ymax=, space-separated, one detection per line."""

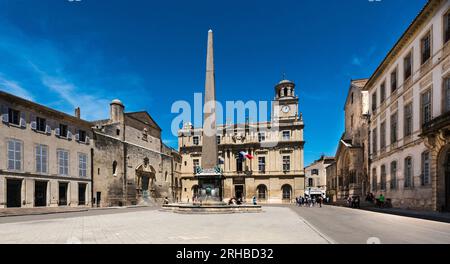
xmin=0 ymin=207 xmax=330 ymax=244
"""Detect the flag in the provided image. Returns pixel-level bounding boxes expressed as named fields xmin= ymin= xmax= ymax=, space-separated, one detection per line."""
xmin=239 ymin=151 xmax=254 ymax=160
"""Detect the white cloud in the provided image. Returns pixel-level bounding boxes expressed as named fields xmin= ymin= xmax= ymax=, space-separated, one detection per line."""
xmin=0 ymin=76 xmax=34 ymax=100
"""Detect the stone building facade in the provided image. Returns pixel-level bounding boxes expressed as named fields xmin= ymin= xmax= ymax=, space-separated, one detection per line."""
xmin=367 ymin=0 xmax=450 ymax=211
xmin=92 ymin=100 xmax=178 ymax=207
xmin=304 ymin=155 xmax=335 ymax=198
xmin=327 ymin=79 xmax=370 ymax=202
xmin=178 ymin=79 xmax=305 ymax=204
xmin=0 ymin=91 xmax=93 ymax=208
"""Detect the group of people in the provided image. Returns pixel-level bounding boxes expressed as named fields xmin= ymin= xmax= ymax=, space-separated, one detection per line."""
xmin=295 ymin=195 xmax=326 ymax=208
xmin=228 ymin=196 xmax=258 ymax=205
xmin=365 ymin=192 xmax=388 ymax=208
xmin=346 ymin=195 xmax=360 ymax=208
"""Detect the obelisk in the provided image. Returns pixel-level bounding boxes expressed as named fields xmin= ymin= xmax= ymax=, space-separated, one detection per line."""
xmin=196 ymin=29 xmax=223 ymax=203
xmin=201 ymin=29 xmax=218 ymax=169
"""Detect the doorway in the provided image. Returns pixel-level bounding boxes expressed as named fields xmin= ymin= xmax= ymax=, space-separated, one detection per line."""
xmin=6 ymin=179 xmax=22 ymax=208
xmin=78 ymin=183 xmax=86 ymax=206
xmin=235 ymin=185 xmax=244 ymax=200
xmin=59 ymin=182 xmax=68 ymax=206
xmin=96 ymin=192 xmax=101 ymax=207
xmin=34 ymin=181 xmax=47 ymax=207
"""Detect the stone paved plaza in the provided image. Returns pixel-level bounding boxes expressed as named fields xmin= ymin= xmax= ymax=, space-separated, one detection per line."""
xmin=0 ymin=206 xmax=330 ymax=244
xmin=2 ymin=205 xmax=450 ymax=244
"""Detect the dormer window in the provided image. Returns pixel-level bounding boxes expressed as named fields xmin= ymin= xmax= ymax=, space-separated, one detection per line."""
xmin=78 ymin=130 xmax=87 ymax=142
xmin=8 ymin=108 xmax=20 ymax=125
xmin=36 ymin=117 xmax=46 ymax=132
xmin=59 ymin=124 xmax=68 ymax=138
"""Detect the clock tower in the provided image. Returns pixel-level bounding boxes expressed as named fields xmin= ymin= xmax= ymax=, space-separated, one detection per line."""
xmin=272 ymin=78 xmax=299 ymax=121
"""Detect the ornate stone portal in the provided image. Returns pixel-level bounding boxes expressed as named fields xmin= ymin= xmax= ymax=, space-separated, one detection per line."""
xmin=136 ymin=157 xmax=156 ymax=199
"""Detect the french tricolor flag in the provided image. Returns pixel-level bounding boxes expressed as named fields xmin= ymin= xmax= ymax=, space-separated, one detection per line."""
xmin=239 ymin=151 xmax=254 ymax=160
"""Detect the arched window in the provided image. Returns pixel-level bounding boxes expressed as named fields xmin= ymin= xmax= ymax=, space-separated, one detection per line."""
xmin=112 ymin=161 xmax=117 ymax=176
xmin=404 ymin=157 xmax=413 ymax=188
xmin=257 ymin=185 xmax=267 ymax=200
xmin=282 ymin=184 xmax=292 ymax=200
xmin=284 ymin=87 xmax=288 ymax=97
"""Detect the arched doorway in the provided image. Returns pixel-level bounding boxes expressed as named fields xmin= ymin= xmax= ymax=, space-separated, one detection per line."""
xmin=281 ymin=184 xmax=292 ymax=202
xmin=256 ymin=185 xmax=267 ymax=201
xmin=445 ymin=151 xmax=450 ymax=211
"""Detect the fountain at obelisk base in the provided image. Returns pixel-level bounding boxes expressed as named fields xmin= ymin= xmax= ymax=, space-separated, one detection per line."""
xmin=162 ymin=30 xmax=261 ymax=213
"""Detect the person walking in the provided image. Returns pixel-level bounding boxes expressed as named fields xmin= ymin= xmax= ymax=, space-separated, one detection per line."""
xmin=317 ymin=196 xmax=322 ymax=208
xmin=252 ymin=196 xmax=257 ymax=205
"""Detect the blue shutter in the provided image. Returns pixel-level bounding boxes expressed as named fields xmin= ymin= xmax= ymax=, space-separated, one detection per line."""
xmin=55 ymin=128 xmax=60 ymax=137
xmin=20 ymin=112 xmax=26 ymax=128
xmin=1 ymin=105 xmax=8 ymax=123
xmin=45 ymin=125 xmax=51 ymax=134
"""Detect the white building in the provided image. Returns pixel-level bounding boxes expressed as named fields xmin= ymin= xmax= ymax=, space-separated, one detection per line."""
xmin=304 ymin=155 xmax=335 ymax=198
xmin=367 ymin=0 xmax=450 ymax=211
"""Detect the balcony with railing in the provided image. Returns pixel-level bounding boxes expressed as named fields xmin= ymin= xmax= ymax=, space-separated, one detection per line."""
xmin=421 ymin=111 xmax=450 ymax=136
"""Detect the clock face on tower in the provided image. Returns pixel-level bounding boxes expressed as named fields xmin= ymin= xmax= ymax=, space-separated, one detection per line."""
xmin=282 ymin=105 xmax=290 ymax=113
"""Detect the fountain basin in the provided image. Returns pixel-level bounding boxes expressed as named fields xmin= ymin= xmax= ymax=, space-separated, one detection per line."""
xmin=161 ymin=203 xmax=262 ymax=214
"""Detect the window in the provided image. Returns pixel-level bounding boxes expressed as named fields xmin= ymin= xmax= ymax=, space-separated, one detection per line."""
xmin=258 ymin=132 xmax=266 ymax=142
xmin=59 ymin=124 xmax=68 ymax=138
xmin=193 ymin=136 xmax=199 ymax=146
xmin=350 ymin=114 xmax=354 ymax=130
xmin=351 ymin=93 xmax=354 ymax=104
xmin=116 ymin=129 xmax=120 ymax=136
xmin=404 ymin=52 xmax=412 ymax=81
xmin=372 ymin=92 xmax=377 ymax=113
xmin=421 ymin=32 xmax=431 ymax=64
xmin=79 ymin=153 xmax=87 ymax=177
xmin=372 ymin=168 xmax=377 ymax=191
xmin=282 ymin=131 xmax=290 ymax=141
xmin=380 ymin=165 xmax=386 ymax=190
xmin=216 ymin=136 xmax=221 ymax=144
xmin=404 ymin=103 xmax=413 ymax=137
xmin=446 ymin=77 xmax=450 ymax=112
xmin=421 ymin=151 xmax=430 ymax=186
xmin=236 ymin=157 xmax=243 ymax=172
xmin=258 ymin=157 xmax=266 ymax=173
xmin=7 ymin=139 xmax=22 ymax=171
xmin=391 ymin=161 xmax=397 ymax=190
xmin=391 ymin=113 xmax=398 ymax=144
xmin=391 ymin=68 xmax=398 ymax=92
xmin=372 ymin=127 xmax=377 ymax=154
xmin=36 ymin=117 xmax=46 ymax=132
xmin=57 ymin=149 xmax=69 ymax=176
xmin=311 ymin=169 xmax=319 ymax=175
xmin=78 ymin=130 xmax=86 ymax=142
xmin=193 ymin=159 xmax=200 ymax=173
xmin=380 ymin=122 xmax=386 ymax=150
xmin=380 ymin=82 xmax=386 ymax=103
xmin=35 ymin=144 xmax=48 ymax=174
xmin=404 ymin=157 xmax=413 ymax=188
xmin=445 ymin=10 xmax=450 ymax=44
xmin=282 ymin=156 xmax=290 ymax=172
xmin=421 ymin=90 xmax=432 ymax=125
xmin=308 ymin=178 xmax=313 ymax=187
xmin=113 ymin=161 xmax=118 ymax=175
xmin=8 ymin=108 xmax=20 ymax=125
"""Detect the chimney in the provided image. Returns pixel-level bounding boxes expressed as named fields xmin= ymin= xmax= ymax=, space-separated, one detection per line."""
xmin=75 ymin=107 xmax=81 ymax=119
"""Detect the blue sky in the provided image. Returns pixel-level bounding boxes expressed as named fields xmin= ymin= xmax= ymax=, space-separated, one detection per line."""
xmin=0 ymin=0 xmax=427 ymax=165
